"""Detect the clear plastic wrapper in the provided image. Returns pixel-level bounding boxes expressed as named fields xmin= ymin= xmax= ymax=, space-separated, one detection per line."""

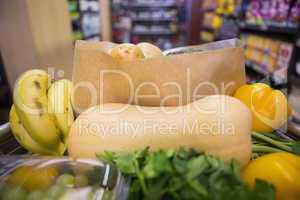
xmin=0 ymin=156 xmax=129 ymax=200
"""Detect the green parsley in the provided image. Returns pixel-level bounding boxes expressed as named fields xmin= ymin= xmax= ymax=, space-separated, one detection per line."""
xmin=98 ymin=148 xmax=275 ymax=200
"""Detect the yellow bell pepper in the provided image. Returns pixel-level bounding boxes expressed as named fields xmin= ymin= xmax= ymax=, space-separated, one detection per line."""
xmin=234 ymin=83 xmax=291 ymax=133
xmin=242 ymin=152 xmax=300 ymax=200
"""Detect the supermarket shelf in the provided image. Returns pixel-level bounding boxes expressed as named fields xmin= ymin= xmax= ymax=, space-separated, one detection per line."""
xmin=70 ymin=12 xmax=80 ymax=21
xmin=113 ymin=26 xmax=127 ymax=31
xmin=200 ymin=6 xmax=216 ymax=13
xmin=272 ymin=68 xmax=288 ymax=85
xmin=239 ymin=22 xmax=298 ymax=36
xmin=202 ymin=26 xmax=215 ymax=32
xmin=132 ymin=17 xmax=177 ymax=22
xmin=121 ymin=3 xmax=177 ymax=9
xmin=245 ymin=61 xmax=269 ymax=76
xmin=131 ymin=31 xmax=177 ymax=36
xmin=80 ymin=10 xmax=100 ymax=14
xmin=246 ymin=61 xmax=288 ymax=87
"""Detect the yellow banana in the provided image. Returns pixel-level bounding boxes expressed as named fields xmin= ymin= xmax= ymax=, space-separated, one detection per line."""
xmin=13 ymin=69 xmax=63 ymax=149
xmin=9 ymin=105 xmax=65 ymax=155
xmin=48 ymin=79 xmax=74 ymax=142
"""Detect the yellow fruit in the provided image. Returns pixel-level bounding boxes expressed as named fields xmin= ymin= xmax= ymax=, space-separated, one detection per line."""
xmin=109 ymin=43 xmax=145 ymax=61
xmin=8 ymin=166 xmax=58 ymax=192
xmin=216 ymin=7 xmax=224 ymax=14
xmin=234 ymin=83 xmax=291 ymax=133
xmin=212 ymin=16 xmax=222 ymax=29
xmin=243 ymin=152 xmax=300 ymax=200
xmin=13 ymin=69 xmax=62 ymax=148
xmin=227 ymin=5 xmax=235 ymax=14
xmin=9 ymin=105 xmax=64 ymax=155
xmin=137 ymin=42 xmax=162 ymax=58
xmin=48 ymin=79 xmax=74 ymax=142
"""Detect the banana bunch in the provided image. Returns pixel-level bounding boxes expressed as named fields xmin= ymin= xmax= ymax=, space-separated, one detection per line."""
xmin=9 ymin=69 xmax=74 ymax=155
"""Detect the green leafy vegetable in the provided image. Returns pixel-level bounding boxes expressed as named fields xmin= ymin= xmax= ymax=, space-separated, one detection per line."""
xmin=252 ymin=132 xmax=300 ymax=158
xmin=98 ymin=148 xmax=275 ymax=200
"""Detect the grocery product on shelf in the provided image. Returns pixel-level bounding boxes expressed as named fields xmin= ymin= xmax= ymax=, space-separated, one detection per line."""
xmin=111 ymin=0 xmax=186 ymax=49
xmin=198 ymin=0 xmax=300 ymax=88
xmin=241 ymin=36 xmax=296 ymax=87
xmin=290 ymin=0 xmax=300 ymax=24
xmin=245 ymin=0 xmax=300 ymax=28
xmin=242 ymin=34 xmax=293 ymax=74
xmin=202 ymin=0 xmax=240 ymax=16
xmin=199 ymin=0 xmax=242 ymax=42
xmin=68 ymin=0 xmax=101 ymax=41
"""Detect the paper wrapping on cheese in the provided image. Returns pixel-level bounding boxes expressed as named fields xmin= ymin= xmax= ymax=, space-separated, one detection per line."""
xmin=72 ymin=39 xmax=246 ymax=114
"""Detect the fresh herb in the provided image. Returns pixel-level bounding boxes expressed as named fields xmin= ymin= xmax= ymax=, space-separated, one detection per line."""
xmin=98 ymin=148 xmax=275 ymax=200
xmin=252 ymin=132 xmax=300 ymax=158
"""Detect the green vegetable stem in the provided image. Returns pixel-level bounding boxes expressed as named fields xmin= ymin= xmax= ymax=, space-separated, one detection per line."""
xmin=252 ymin=132 xmax=300 ymax=158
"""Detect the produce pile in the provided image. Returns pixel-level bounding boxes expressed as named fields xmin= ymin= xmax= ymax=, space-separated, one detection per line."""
xmin=2 ymin=42 xmax=300 ymax=200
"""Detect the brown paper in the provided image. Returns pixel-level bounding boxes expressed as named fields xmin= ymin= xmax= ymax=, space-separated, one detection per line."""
xmin=72 ymin=39 xmax=246 ymax=114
